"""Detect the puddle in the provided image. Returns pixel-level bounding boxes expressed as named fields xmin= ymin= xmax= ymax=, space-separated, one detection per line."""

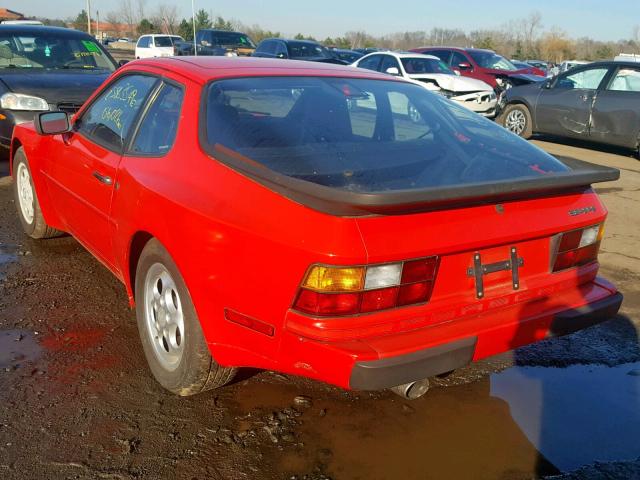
xmin=492 ymin=362 xmax=640 ymax=472
xmin=0 ymin=329 xmax=42 ymax=368
xmin=232 ymin=362 xmax=640 ymax=479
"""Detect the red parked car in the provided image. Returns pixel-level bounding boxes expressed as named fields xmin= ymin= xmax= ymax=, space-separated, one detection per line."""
xmin=10 ymin=57 xmax=622 ymax=399
xmin=410 ymin=47 xmax=546 ymax=93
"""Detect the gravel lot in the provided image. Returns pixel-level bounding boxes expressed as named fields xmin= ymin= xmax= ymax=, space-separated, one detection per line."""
xmin=0 ymin=136 xmax=639 ymax=479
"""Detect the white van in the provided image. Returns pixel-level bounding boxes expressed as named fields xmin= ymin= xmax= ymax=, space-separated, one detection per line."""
xmin=135 ymin=34 xmax=183 ymax=59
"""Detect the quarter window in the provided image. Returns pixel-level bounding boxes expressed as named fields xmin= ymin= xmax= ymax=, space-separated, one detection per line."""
xmin=131 ymin=82 xmax=184 ymax=155
xmin=608 ymin=68 xmax=640 ymax=92
xmin=77 ymin=74 xmax=157 ymax=152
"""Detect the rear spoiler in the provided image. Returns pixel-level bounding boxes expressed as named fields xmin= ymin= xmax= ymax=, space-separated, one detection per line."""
xmin=212 ymin=146 xmax=620 ymax=216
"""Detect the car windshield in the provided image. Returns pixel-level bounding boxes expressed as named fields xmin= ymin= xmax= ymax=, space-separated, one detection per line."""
xmin=288 ymin=42 xmax=332 ymax=59
xmin=154 ymin=36 xmax=182 ymax=47
xmin=0 ymin=32 xmax=116 ymax=70
xmin=401 ymin=57 xmax=453 ymax=75
xmin=211 ymin=32 xmax=255 ymax=48
xmin=468 ymin=51 xmax=517 ymax=71
xmin=203 ymin=77 xmax=568 ymax=193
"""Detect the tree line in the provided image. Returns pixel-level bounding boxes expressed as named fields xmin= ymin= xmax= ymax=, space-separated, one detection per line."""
xmin=48 ymin=6 xmax=640 ymax=62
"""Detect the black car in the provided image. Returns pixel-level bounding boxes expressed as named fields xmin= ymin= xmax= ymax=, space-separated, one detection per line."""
xmin=0 ymin=25 xmax=117 ymax=158
xmin=499 ymin=61 xmax=640 ymax=158
xmin=330 ymin=48 xmax=364 ymax=64
xmin=252 ymin=39 xmax=348 ymax=65
xmin=194 ymin=29 xmax=256 ymax=56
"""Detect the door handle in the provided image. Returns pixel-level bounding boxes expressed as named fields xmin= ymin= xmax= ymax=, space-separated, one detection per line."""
xmin=579 ymin=93 xmax=590 ymax=102
xmin=92 ymin=171 xmax=113 ymax=185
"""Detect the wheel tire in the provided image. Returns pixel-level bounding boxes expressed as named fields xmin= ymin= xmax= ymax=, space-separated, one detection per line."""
xmin=135 ymin=239 xmax=236 ymax=396
xmin=499 ymin=104 xmax=533 ymax=139
xmin=12 ymin=147 xmax=63 ymax=239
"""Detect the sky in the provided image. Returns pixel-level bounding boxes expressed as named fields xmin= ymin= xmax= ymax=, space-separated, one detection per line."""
xmin=11 ymin=0 xmax=640 ymax=41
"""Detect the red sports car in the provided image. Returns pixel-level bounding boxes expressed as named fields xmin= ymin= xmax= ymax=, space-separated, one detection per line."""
xmin=9 ymin=57 xmax=622 ymax=400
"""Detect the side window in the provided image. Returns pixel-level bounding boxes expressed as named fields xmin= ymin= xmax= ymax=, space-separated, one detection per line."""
xmin=257 ymin=40 xmax=275 ymax=55
xmin=380 ymin=55 xmax=401 ymax=74
xmin=137 ymin=37 xmax=149 ymax=48
xmin=131 ymin=82 xmax=184 ymax=155
xmin=428 ymin=50 xmax=452 ymax=64
xmin=77 ymin=74 xmax=158 ymax=151
xmin=275 ymin=42 xmax=288 ymax=57
xmin=607 ymin=68 xmax=640 ymax=92
xmin=556 ymin=68 xmax=609 ymax=90
xmin=358 ymin=55 xmax=382 ymax=71
xmin=451 ymin=52 xmax=469 ymax=68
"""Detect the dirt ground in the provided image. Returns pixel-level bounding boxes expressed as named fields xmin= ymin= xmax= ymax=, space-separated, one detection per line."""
xmin=0 ymin=136 xmax=639 ymax=480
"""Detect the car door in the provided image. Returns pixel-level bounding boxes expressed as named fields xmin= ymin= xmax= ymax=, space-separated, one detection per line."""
xmin=589 ymin=65 xmax=640 ymax=148
xmin=136 ymin=36 xmax=150 ymax=58
xmin=44 ymin=74 xmax=159 ymax=271
xmin=534 ymin=66 xmax=610 ymax=138
xmin=253 ymin=40 xmax=276 ymax=58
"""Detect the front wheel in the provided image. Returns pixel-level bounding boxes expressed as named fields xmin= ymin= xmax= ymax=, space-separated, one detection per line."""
xmin=13 ymin=147 xmax=63 ymax=239
xmin=135 ymin=239 xmax=236 ymax=395
xmin=499 ymin=104 xmax=533 ymax=139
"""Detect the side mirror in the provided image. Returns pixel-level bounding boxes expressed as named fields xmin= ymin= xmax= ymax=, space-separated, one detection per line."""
xmin=34 ymin=111 xmax=71 ymax=136
xmin=276 ymin=52 xmax=286 ymax=59
xmin=385 ymin=66 xmax=400 ymax=76
xmin=458 ymin=62 xmax=472 ymax=70
xmin=118 ymin=59 xmax=128 ymax=67
xmin=543 ymin=79 xmax=553 ymax=89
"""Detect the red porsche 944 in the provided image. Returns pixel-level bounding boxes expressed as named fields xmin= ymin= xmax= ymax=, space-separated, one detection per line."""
xmin=9 ymin=57 xmax=622 ymax=399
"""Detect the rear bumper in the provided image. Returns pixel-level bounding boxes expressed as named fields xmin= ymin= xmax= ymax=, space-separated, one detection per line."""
xmin=350 ymin=290 xmax=622 ymax=390
xmin=278 ymin=276 xmax=622 ymax=390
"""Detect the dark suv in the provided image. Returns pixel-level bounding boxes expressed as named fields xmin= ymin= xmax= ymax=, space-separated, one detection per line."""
xmin=410 ymin=47 xmax=544 ymax=93
xmin=252 ymin=39 xmax=348 ymax=65
xmin=194 ymin=29 xmax=256 ymax=56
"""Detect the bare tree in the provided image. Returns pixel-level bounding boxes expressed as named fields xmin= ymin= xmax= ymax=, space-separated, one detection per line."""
xmin=522 ymin=11 xmax=542 ymax=57
xmin=118 ymin=0 xmax=136 ymax=37
xmin=633 ymin=25 xmax=640 ymax=53
xmin=152 ymin=4 xmax=178 ymax=35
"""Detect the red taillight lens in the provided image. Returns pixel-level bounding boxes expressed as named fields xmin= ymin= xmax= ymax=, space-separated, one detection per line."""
xmin=293 ymin=257 xmax=439 ymax=317
xmin=552 ymin=224 xmax=603 ymax=272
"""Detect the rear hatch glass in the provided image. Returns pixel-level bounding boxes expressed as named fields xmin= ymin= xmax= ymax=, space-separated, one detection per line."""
xmin=202 ymin=77 xmax=618 ymax=214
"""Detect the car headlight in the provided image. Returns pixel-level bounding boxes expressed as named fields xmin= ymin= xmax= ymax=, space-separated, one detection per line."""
xmin=0 ymin=92 xmax=49 ymax=111
xmin=225 ymin=51 xmax=238 ymax=57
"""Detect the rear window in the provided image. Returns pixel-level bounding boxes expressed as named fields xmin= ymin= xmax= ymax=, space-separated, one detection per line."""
xmin=288 ymin=42 xmax=332 ymax=59
xmin=154 ymin=36 xmax=181 ymax=47
xmin=203 ymin=77 xmax=568 ymax=193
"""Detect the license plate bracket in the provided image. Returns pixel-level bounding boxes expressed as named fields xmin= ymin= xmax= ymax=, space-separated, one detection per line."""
xmin=467 ymin=247 xmax=524 ymax=299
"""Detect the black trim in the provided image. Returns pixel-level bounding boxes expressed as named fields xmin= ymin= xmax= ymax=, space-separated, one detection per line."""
xmin=350 ymin=337 xmax=477 ymax=390
xmin=549 ymin=291 xmax=623 ymax=336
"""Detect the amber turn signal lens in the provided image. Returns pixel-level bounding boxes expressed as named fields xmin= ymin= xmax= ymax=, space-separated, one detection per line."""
xmin=302 ymin=266 xmax=365 ymax=292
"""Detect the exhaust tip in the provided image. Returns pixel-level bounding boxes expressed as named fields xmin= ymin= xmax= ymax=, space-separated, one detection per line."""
xmin=390 ymin=378 xmax=430 ymax=400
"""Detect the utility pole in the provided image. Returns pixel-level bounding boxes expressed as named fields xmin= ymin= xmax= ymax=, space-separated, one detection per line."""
xmin=96 ymin=10 xmax=100 ymax=41
xmin=192 ymin=0 xmax=197 ymax=56
xmin=86 ymin=0 xmax=92 ymax=35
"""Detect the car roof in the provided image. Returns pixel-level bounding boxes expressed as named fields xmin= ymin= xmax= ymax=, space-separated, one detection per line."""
xmin=126 ymin=56 xmax=400 ymax=83
xmin=362 ymin=51 xmax=440 ymax=61
xmin=0 ymin=25 xmax=92 ymax=37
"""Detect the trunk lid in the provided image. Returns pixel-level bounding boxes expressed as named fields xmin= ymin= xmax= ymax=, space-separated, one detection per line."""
xmin=355 ymin=189 xmax=606 ymax=307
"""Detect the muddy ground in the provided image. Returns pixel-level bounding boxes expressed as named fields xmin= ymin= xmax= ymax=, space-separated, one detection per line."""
xmin=1 ymin=137 xmax=640 ymax=480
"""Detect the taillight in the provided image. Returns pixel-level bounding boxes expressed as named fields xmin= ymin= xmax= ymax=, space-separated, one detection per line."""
xmin=552 ymin=224 xmax=604 ymax=272
xmin=293 ymin=257 xmax=439 ymax=317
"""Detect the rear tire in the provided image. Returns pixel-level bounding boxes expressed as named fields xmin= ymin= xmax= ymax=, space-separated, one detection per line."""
xmin=12 ymin=147 xmax=63 ymax=239
xmin=135 ymin=239 xmax=236 ymax=396
xmin=499 ymin=104 xmax=533 ymax=139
